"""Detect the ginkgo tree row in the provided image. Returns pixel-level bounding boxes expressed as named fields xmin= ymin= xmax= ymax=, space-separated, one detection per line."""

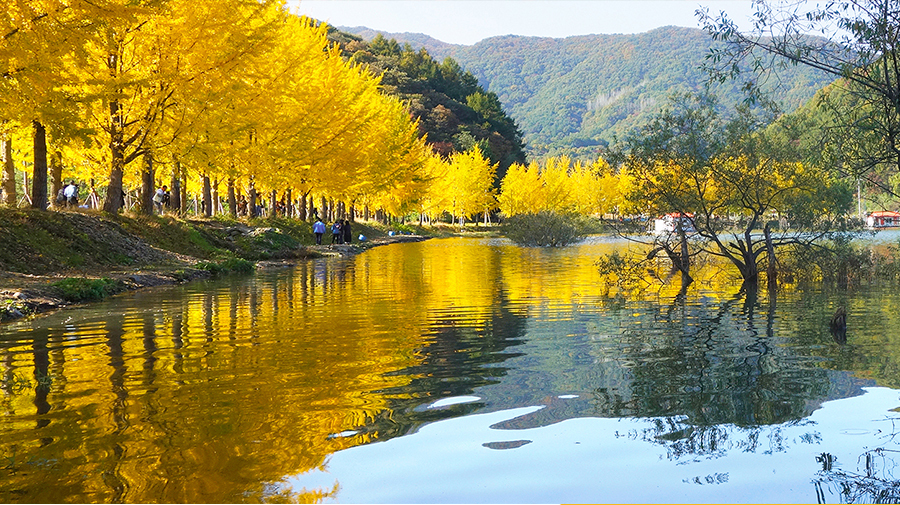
xmin=498 ymin=155 xmax=637 ymax=218
xmin=0 ymin=0 xmax=448 ymax=220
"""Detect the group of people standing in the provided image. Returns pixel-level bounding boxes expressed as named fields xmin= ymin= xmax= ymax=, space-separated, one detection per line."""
xmin=55 ymin=181 xmax=79 ymax=207
xmin=312 ymin=218 xmax=351 ymax=245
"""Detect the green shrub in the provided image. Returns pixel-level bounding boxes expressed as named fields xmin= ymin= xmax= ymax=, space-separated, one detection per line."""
xmin=775 ymin=235 xmax=900 ymax=286
xmin=52 ymin=277 xmax=122 ymax=302
xmin=195 ymin=257 xmax=255 ymax=276
xmin=219 ymin=257 xmax=255 ymax=274
xmin=501 ymin=211 xmax=590 ymax=247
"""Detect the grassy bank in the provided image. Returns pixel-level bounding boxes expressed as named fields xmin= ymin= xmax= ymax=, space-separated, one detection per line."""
xmin=0 ymin=208 xmax=474 ymax=322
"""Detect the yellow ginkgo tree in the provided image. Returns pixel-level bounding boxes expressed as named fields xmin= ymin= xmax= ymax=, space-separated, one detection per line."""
xmin=446 ymin=146 xmax=497 ymax=226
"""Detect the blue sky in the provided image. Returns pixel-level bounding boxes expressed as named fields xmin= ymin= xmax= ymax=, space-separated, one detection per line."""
xmin=290 ymin=0 xmax=759 ymax=45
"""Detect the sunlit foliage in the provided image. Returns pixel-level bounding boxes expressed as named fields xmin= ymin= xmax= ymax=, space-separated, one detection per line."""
xmin=498 ymin=155 xmax=629 ymax=217
xmin=0 ymin=0 xmax=433 ymax=218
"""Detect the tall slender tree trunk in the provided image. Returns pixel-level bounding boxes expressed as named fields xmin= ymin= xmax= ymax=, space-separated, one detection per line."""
xmin=49 ymin=151 xmax=63 ymax=208
xmin=269 ymin=189 xmax=277 ymax=219
xmin=180 ymin=170 xmax=187 ymax=214
xmin=140 ymin=153 xmax=154 ymax=215
xmin=249 ymin=179 xmax=257 ymax=218
xmin=103 ymin=99 xmax=125 ymax=213
xmin=170 ymin=161 xmax=182 ymax=215
xmin=286 ymin=188 xmax=293 ymax=218
xmin=31 ymin=120 xmax=48 ymax=210
xmin=299 ymin=191 xmax=308 ymax=220
xmin=741 ymin=228 xmax=760 ymax=287
xmin=227 ymin=178 xmax=237 ymax=218
xmin=1 ymin=133 xmax=15 ymax=206
xmin=764 ymin=222 xmax=777 ymax=291
xmin=213 ymin=178 xmax=222 ymax=216
xmin=202 ymin=174 xmax=212 ymax=217
xmin=677 ymin=223 xmax=693 ymax=288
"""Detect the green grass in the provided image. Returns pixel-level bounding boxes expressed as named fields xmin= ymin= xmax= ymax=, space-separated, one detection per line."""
xmin=0 ymin=207 xmax=451 ymax=276
xmin=51 ymin=277 xmax=123 ymax=302
xmin=194 ymin=257 xmax=255 ymax=276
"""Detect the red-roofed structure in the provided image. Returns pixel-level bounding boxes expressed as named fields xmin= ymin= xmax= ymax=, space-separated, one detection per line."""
xmin=866 ymin=211 xmax=900 ymax=228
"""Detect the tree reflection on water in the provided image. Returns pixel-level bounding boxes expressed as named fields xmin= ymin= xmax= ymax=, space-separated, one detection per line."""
xmin=815 ymin=449 xmax=900 ymax=503
xmin=3 ymin=238 xmax=900 ymax=502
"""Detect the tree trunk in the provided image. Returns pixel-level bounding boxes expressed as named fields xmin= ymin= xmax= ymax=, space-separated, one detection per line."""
xmin=102 ymin=99 xmax=125 ymax=213
xmin=202 ymin=174 xmax=212 ymax=217
xmin=180 ymin=171 xmax=187 ymax=214
xmin=140 ymin=153 xmax=154 ymax=216
xmin=738 ymin=246 xmax=759 ymax=287
xmin=269 ymin=189 xmax=277 ymax=219
xmin=677 ymin=223 xmax=693 ymax=288
xmin=49 ymin=151 xmax=63 ymax=208
xmin=31 ymin=120 xmax=48 ymax=210
xmin=299 ymin=191 xmax=307 ymax=221
xmin=211 ymin=178 xmax=219 ymax=216
xmin=1 ymin=133 xmax=15 ymax=206
xmin=170 ymin=162 xmax=182 ymax=215
xmin=764 ymin=222 xmax=777 ymax=291
xmin=286 ymin=188 xmax=293 ymax=218
xmin=249 ymin=180 xmax=258 ymax=218
xmin=227 ymin=178 xmax=237 ymax=218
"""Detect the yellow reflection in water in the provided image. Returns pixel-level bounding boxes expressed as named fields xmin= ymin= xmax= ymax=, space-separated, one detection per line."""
xmin=5 ymin=236 xmax=900 ymax=503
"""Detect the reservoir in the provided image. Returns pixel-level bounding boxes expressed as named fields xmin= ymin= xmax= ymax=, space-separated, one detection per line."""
xmin=2 ymin=236 xmax=900 ymax=503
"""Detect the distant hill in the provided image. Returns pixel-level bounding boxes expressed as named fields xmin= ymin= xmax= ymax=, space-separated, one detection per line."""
xmin=337 ymin=26 xmax=455 ymax=54
xmin=339 ymin=26 xmax=836 ymax=160
xmin=325 ymin=26 xmax=527 ymax=183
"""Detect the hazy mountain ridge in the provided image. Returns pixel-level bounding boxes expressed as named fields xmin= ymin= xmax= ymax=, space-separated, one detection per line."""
xmin=337 ymin=26 xmax=455 ymax=53
xmin=341 ymin=25 xmax=835 ymax=159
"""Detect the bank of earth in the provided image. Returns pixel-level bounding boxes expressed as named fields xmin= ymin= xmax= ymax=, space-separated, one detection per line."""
xmin=0 ymin=208 xmax=463 ymax=323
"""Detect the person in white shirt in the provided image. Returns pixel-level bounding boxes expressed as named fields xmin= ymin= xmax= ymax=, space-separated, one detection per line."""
xmin=63 ymin=182 xmax=78 ymax=207
xmin=153 ymin=185 xmax=168 ymax=214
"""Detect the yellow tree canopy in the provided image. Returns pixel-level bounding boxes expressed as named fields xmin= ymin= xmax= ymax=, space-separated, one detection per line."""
xmin=498 ymin=155 xmax=622 ymax=217
xmin=498 ymin=161 xmax=542 ymax=216
xmin=446 ymin=146 xmax=497 ymax=219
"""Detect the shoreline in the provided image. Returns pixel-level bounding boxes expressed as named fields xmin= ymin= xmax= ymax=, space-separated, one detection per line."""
xmin=0 ymin=234 xmax=430 ymax=324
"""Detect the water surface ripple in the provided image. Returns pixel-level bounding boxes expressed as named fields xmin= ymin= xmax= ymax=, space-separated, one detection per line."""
xmin=2 ymin=237 xmax=900 ymax=503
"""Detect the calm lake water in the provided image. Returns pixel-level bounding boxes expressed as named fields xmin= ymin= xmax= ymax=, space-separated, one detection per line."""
xmin=3 ymin=236 xmax=900 ymax=503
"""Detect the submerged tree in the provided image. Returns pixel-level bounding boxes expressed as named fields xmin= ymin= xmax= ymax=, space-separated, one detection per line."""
xmin=616 ymin=92 xmax=853 ymax=289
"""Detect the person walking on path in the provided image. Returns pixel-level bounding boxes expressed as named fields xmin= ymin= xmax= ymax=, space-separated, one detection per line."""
xmin=313 ymin=219 xmax=326 ymax=245
xmin=153 ymin=185 xmax=168 ymax=214
xmin=342 ymin=219 xmax=351 ymax=244
xmin=331 ymin=221 xmax=342 ymax=244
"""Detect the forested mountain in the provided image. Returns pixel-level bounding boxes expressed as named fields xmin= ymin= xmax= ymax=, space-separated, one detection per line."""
xmin=338 ymin=26 xmax=836 ymax=159
xmin=325 ymin=27 xmax=527 ymax=181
